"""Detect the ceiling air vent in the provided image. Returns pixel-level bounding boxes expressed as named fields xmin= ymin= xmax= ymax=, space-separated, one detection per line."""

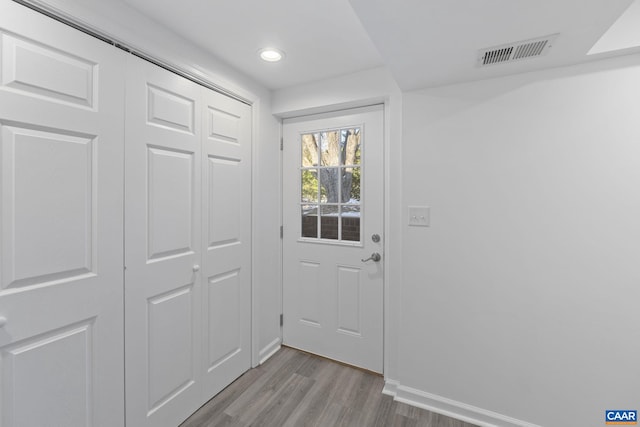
xmin=477 ymin=34 xmax=559 ymax=67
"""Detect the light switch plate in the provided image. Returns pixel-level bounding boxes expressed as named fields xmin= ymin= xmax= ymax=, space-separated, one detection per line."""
xmin=408 ymin=206 xmax=430 ymax=227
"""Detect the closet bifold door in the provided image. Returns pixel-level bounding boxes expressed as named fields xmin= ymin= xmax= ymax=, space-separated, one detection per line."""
xmin=0 ymin=2 xmax=126 ymax=426
xmin=124 ymin=55 xmax=203 ymax=427
xmin=200 ymin=88 xmax=252 ymax=400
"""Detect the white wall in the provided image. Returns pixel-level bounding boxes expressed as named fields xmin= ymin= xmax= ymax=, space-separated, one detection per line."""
xmin=273 ymin=67 xmax=397 ymax=116
xmin=30 ymin=0 xmax=282 ymax=365
xmin=400 ymin=54 xmax=640 ymax=427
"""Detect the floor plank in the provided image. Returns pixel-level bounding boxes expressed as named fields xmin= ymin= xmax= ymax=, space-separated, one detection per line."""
xmin=180 ymin=347 xmax=479 ymax=427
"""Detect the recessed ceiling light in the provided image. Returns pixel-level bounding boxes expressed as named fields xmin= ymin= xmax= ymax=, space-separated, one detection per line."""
xmin=259 ymin=48 xmax=285 ymax=62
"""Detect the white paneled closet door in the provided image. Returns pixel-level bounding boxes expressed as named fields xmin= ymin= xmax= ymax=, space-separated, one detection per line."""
xmin=125 ymin=55 xmax=252 ymax=426
xmin=201 ymin=88 xmax=252 ymax=399
xmin=124 ymin=55 xmax=203 ymax=427
xmin=0 ymin=2 xmax=125 ymax=426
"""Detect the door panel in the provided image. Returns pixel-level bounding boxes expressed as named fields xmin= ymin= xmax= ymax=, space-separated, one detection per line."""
xmin=125 ymin=55 xmax=202 ymax=427
xmin=283 ymin=106 xmax=384 ymax=373
xmin=147 ymin=84 xmax=195 ymax=133
xmin=1 ymin=32 xmax=96 ymax=108
xmin=207 ymin=157 xmax=241 ymax=245
xmin=147 ymin=146 xmax=195 ymax=259
xmin=0 ymin=2 xmax=125 ymax=426
xmin=201 ymin=90 xmax=251 ymax=399
xmin=5 ymin=321 xmax=94 ymax=426
xmin=147 ymin=285 xmax=195 ymax=413
xmin=206 ymin=270 xmax=241 ymax=368
xmin=297 ymin=261 xmax=322 ymax=326
xmin=3 ymin=126 xmax=94 ymax=286
xmin=337 ymin=266 xmax=362 ymax=335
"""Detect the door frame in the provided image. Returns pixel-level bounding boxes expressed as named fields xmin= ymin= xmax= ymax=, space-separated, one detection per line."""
xmin=278 ymin=101 xmax=391 ymax=375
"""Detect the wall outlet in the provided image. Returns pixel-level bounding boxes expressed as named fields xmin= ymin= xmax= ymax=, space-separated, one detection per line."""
xmin=408 ymin=206 xmax=430 ymax=227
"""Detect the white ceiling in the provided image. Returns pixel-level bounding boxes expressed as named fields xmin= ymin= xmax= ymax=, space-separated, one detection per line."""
xmin=120 ymin=0 xmax=384 ymax=90
xmin=590 ymin=0 xmax=640 ymax=54
xmin=121 ymin=0 xmax=640 ymax=91
xmin=350 ymin=0 xmax=638 ymax=90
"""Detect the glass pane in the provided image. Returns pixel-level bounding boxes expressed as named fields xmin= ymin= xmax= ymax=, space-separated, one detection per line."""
xmin=301 ymin=205 xmax=318 ymax=238
xmin=320 ymin=130 xmax=340 ymax=166
xmin=298 ymin=127 xmax=363 ymax=244
xmin=319 ymin=167 xmax=339 ymax=203
xmin=341 ymin=205 xmax=361 ymax=242
xmin=342 ymin=166 xmax=360 ymax=204
xmin=342 ymin=128 xmax=361 ymax=167
xmin=320 ymin=205 xmax=339 ymax=240
xmin=301 ymin=169 xmax=319 ymax=203
xmin=301 ymin=133 xmax=318 ymax=167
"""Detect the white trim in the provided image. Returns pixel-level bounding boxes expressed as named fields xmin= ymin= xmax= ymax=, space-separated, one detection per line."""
xmin=381 ymin=88 xmax=403 ymax=385
xmin=382 ymin=379 xmax=400 ymax=396
xmin=382 ymin=98 xmax=392 ymax=379
xmin=383 ymin=380 xmax=542 ymax=427
xmin=259 ymin=338 xmax=282 ymax=365
xmin=250 ymin=98 xmax=260 ymax=367
xmin=278 ymin=120 xmax=284 ymax=354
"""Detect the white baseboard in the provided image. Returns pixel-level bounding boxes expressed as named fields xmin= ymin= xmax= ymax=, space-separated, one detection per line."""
xmin=383 ymin=380 xmax=541 ymax=427
xmin=382 ymin=379 xmax=400 ymax=397
xmin=258 ymin=337 xmax=281 ymax=365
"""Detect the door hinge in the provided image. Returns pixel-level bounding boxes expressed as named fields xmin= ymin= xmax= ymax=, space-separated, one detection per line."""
xmin=280 ymin=137 xmax=283 ymax=151
xmin=280 ymin=225 xmax=283 ymax=238
xmin=280 ymin=313 xmax=283 ymax=326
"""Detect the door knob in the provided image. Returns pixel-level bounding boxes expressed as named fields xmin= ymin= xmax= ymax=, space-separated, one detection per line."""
xmin=193 ymin=265 xmax=200 ymax=272
xmin=361 ymin=252 xmax=381 ymax=263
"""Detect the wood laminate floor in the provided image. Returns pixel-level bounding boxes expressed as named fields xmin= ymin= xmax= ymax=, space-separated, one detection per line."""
xmin=180 ymin=346 xmax=478 ymax=427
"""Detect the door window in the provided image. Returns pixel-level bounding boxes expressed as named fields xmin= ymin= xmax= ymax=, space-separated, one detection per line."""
xmin=300 ymin=128 xmax=361 ymax=242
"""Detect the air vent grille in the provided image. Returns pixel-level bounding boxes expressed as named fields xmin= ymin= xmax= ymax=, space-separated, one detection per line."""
xmin=484 ymin=47 xmax=513 ymax=65
xmin=478 ymin=34 xmax=558 ymax=67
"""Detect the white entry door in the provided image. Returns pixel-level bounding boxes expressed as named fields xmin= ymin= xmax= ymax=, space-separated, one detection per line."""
xmin=282 ymin=106 xmax=384 ymax=373
xmin=124 ymin=55 xmax=203 ymax=427
xmin=0 ymin=2 xmax=125 ymax=426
